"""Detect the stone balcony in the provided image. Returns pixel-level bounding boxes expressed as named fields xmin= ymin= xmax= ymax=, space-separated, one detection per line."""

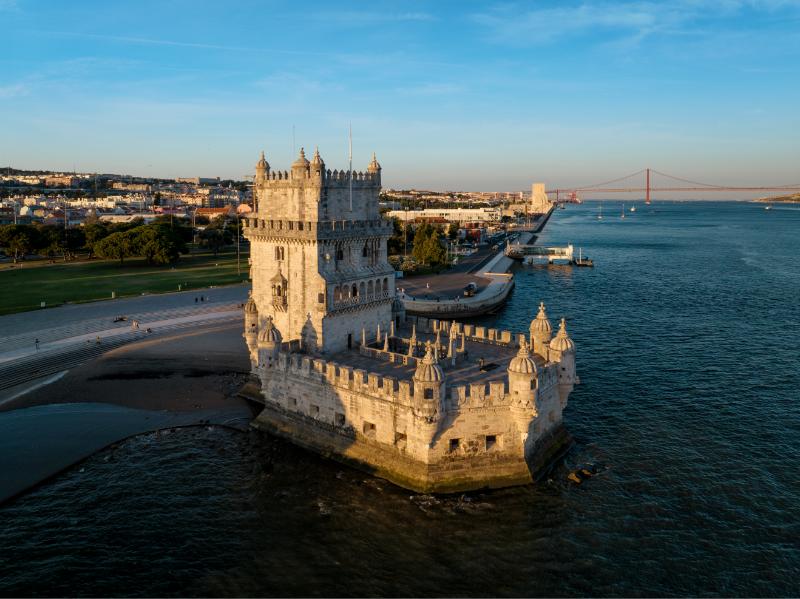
xmin=331 ymin=290 xmax=392 ymax=313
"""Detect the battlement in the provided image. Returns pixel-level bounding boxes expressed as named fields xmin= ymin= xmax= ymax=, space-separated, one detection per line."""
xmin=258 ymin=168 xmax=380 ymax=186
xmin=243 ymin=217 xmax=393 ymax=241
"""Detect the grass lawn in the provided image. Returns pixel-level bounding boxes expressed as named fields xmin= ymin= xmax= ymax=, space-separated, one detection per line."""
xmin=0 ymin=251 xmax=250 ymax=315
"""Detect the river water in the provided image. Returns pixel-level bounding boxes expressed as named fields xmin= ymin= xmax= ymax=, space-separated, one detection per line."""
xmin=1 ymin=201 xmax=798 ymax=597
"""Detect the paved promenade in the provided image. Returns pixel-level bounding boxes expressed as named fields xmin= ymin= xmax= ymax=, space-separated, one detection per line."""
xmin=0 ymin=284 xmax=249 ymax=362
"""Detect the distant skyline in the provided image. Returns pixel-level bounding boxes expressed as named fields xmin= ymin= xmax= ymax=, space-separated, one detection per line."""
xmin=1 ymin=0 xmax=799 ymax=195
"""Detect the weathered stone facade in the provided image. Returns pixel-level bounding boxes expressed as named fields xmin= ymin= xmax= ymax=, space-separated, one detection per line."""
xmin=243 ymin=149 xmax=578 ymax=492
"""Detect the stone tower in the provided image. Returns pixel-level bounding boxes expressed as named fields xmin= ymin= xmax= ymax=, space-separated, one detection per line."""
xmin=243 ymin=147 xmax=395 ymax=354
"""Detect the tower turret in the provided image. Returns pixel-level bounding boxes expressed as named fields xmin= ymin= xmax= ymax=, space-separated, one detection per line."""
xmin=291 ymin=147 xmax=310 ymax=179
xmin=257 ymin=316 xmax=283 ymax=369
xmin=367 ymin=152 xmax=381 ymax=185
xmin=310 ymin=147 xmax=325 ymax=181
xmin=529 ymin=301 xmax=552 ymax=358
xmin=413 ymin=341 xmax=445 ymax=420
xmin=243 ymin=295 xmax=259 ymax=367
xmin=548 ymin=318 xmax=576 ymax=407
xmin=507 ymin=337 xmax=537 ymax=403
xmin=255 ymin=151 xmax=269 ymax=183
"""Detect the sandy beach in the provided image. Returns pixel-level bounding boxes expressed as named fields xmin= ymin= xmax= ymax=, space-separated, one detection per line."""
xmin=1 ymin=320 xmax=253 ymax=414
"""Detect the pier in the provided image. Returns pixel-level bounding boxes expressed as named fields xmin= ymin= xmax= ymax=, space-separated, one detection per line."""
xmin=399 ymin=207 xmax=555 ymax=318
xmin=505 ymin=243 xmax=575 ymax=264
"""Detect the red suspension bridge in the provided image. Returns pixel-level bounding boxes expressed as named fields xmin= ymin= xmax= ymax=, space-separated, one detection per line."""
xmin=547 ymin=168 xmax=800 ymax=204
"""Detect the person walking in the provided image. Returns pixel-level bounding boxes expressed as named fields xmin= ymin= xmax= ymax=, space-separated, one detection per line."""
xmin=34 ymin=338 xmax=39 ymax=351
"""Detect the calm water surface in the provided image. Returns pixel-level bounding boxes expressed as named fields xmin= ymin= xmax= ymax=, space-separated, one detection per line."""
xmin=1 ymin=202 xmax=799 ymax=597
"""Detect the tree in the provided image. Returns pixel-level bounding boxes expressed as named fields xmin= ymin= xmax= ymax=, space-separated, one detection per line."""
xmin=387 ymin=217 xmax=405 ymax=255
xmin=199 ymin=227 xmax=225 ymax=256
xmin=447 ymin=223 xmax=459 ymax=240
xmin=94 ymin=231 xmax=135 ymax=265
xmin=0 ymin=224 xmax=38 ymax=262
xmin=84 ymin=223 xmax=110 ymax=257
xmin=131 ymin=224 xmax=183 ymax=265
xmin=412 ymin=223 xmax=447 ymax=266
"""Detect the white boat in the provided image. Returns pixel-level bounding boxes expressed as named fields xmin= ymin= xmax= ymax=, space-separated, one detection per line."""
xmin=765 ymin=204 xmax=772 ymax=210
xmin=630 ymin=204 xmax=636 ymax=213
xmin=621 ymin=203 xmax=626 ymax=219
xmin=597 ymin=202 xmax=603 ymax=220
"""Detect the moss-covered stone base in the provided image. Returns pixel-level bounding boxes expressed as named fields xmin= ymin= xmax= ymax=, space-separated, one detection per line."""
xmin=250 ymin=401 xmax=573 ymax=494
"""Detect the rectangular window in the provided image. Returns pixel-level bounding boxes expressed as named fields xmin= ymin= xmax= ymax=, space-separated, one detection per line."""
xmin=318 ymin=292 xmax=325 ymax=304
xmin=449 ymin=438 xmax=460 ymax=453
xmin=485 ymin=435 xmax=497 ymax=451
xmin=289 ymin=397 xmax=297 ymax=408
xmin=363 ymin=421 xmax=376 ymax=439
xmin=335 ymin=413 xmax=345 ymax=427
xmin=395 ymin=432 xmax=407 ymax=449
xmin=311 ymin=404 xmax=320 ymax=417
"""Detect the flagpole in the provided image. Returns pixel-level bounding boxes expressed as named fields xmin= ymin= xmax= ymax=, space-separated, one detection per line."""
xmin=348 ymin=123 xmax=353 ymax=212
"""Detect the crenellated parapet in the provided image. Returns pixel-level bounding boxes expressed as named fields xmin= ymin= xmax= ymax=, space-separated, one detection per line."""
xmin=243 ymin=217 xmax=392 ymax=238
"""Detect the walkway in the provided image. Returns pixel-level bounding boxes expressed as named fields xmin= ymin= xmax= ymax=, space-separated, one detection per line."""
xmin=0 ymin=285 xmax=249 ymax=394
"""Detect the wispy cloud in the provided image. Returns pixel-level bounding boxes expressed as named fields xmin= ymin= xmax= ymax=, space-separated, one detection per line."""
xmin=398 ymin=82 xmax=464 ymax=96
xmin=0 ymin=83 xmax=28 ymax=98
xmin=30 ymin=30 xmax=332 ymax=57
xmin=311 ymin=11 xmax=436 ymax=25
xmin=471 ymin=0 xmax=800 ymax=47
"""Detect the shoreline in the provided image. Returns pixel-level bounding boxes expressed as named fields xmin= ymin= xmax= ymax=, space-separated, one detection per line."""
xmin=0 ymin=320 xmax=257 ymax=503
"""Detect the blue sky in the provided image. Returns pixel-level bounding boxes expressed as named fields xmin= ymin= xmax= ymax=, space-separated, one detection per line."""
xmin=1 ymin=0 xmax=799 ymax=192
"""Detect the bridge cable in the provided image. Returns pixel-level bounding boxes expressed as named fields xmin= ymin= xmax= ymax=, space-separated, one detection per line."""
xmin=651 ymin=169 xmax=800 ymax=190
xmin=569 ymin=169 xmax=647 ymax=191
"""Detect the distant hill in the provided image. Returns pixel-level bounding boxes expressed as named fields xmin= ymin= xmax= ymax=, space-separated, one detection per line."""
xmin=755 ymin=193 xmax=800 ymax=203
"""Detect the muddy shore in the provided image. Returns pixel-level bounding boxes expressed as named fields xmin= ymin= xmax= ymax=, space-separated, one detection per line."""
xmin=1 ymin=321 xmax=253 ymax=414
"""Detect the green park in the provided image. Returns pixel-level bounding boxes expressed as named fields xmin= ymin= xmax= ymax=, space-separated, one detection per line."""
xmin=0 ymin=218 xmax=249 ymax=315
xmin=0 ymin=251 xmax=249 ymax=315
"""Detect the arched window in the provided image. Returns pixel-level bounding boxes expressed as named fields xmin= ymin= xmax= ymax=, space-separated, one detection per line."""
xmin=362 ymin=244 xmax=368 ymax=257
xmin=352 ymin=284 xmax=358 ymax=297
xmin=274 ymin=247 xmax=285 ymax=261
xmin=359 ymin=282 xmax=365 ymax=298
xmin=383 ymin=278 xmax=388 ymax=293
xmin=336 ymin=248 xmax=344 ymax=261
xmin=367 ymin=281 xmax=374 ymax=297
xmin=334 ymin=286 xmax=342 ymax=302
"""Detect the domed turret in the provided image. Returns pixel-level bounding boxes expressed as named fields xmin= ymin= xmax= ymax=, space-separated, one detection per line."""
xmin=367 ymin=152 xmax=381 ymax=173
xmin=549 ymin=318 xmax=577 ymax=409
xmin=292 ymin=147 xmax=309 ymax=166
xmin=414 ymin=342 xmax=444 ymax=383
xmin=243 ymin=295 xmax=259 ymax=368
xmin=549 ymin=318 xmax=575 ymax=353
xmin=256 ymin=150 xmax=269 ymax=172
xmin=311 ymin=146 xmax=324 ymax=166
xmin=255 ymin=151 xmax=269 ymax=190
xmin=258 ymin=316 xmax=282 ymax=346
xmin=257 ymin=317 xmax=282 ymax=370
xmin=529 ymin=301 xmax=552 ymax=357
xmin=508 ymin=337 xmax=537 ymax=375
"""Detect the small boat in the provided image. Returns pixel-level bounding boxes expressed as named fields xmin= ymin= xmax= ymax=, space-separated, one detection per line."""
xmin=621 ymin=203 xmax=626 ymax=219
xmin=765 ymin=204 xmax=772 ymax=210
xmin=630 ymin=204 xmax=636 ymax=212
xmin=573 ymin=247 xmax=593 ymax=267
xmin=597 ymin=202 xmax=603 ymax=220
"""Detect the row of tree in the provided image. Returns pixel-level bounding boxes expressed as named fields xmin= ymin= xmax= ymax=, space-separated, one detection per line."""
xmin=0 ymin=215 xmax=239 ymax=265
